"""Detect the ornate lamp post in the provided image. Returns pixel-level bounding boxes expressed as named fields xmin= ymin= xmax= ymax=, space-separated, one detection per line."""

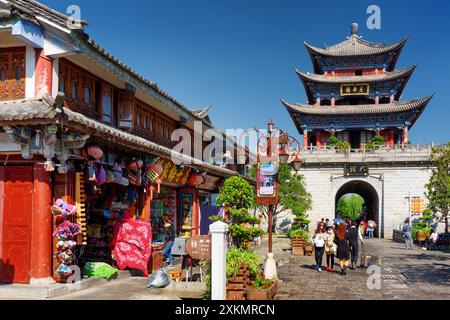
xmin=237 ymin=121 xmax=302 ymax=280
xmin=255 ymin=120 xmax=302 ymax=280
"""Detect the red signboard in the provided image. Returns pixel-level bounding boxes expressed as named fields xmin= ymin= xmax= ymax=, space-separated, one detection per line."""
xmin=157 ymin=159 xmax=192 ymax=185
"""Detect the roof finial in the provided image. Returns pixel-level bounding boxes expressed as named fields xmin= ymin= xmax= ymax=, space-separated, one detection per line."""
xmin=351 ymin=23 xmax=359 ymax=35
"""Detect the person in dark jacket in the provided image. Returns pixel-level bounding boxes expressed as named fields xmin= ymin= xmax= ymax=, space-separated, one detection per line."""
xmin=162 ymin=218 xmax=176 ymax=268
xmin=348 ymin=221 xmax=364 ymax=269
xmin=335 ymin=223 xmax=351 ymax=276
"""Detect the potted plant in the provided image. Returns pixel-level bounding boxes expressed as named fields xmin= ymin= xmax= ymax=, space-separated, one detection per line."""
xmin=287 ymin=229 xmax=310 ymax=256
xmin=246 ymin=273 xmax=278 ymax=300
xmin=226 ymin=248 xmax=260 ymax=300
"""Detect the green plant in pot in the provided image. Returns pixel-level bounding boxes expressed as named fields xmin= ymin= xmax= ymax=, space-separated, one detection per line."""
xmin=286 ymin=228 xmax=310 ymax=240
xmin=226 ymin=248 xmax=260 ymax=280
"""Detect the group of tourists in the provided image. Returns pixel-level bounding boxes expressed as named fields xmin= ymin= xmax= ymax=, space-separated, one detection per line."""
xmin=312 ymin=219 xmax=364 ymax=275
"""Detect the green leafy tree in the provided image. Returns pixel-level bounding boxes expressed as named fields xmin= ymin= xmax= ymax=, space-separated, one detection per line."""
xmin=425 ymin=142 xmax=450 ymax=233
xmin=249 ymin=164 xmax=312 ymax=232
xmin=211 ymin=176 xmax=262 ymax=248
xmin=336 ymin=194 xmax=365 ymax=220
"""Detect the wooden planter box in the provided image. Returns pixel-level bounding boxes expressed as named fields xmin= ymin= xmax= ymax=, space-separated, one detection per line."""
xmin=227 ymin=288 xmax=245 ymax=300
xmin=246 ymin=281 xmax=278 ymax=300
xmin=292 ymin=238 xmax=306 ymax=256
xmin=226 ymin=264 xmax=249 ymax=300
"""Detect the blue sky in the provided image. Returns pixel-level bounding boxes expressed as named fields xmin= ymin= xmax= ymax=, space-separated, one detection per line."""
xmin=42 ymin=0 xmax=450 ymax=143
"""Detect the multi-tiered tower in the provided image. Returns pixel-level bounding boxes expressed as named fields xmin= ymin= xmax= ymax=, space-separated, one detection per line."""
xmin=282 ymin=23 xmax=433 ymax=149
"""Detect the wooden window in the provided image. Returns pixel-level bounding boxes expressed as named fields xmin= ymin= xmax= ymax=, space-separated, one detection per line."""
xmin=136 ymin=111 xmax=140 ymax=128
xmin=119 ymin=92 xmax=134 ymax=130
xmin=71 ymin=80 xmax=78 ymax=100
xmin=101 ymin=84 xmax=114 ymax=123
xmin=0 ymin=48 xmax=26 ymax=101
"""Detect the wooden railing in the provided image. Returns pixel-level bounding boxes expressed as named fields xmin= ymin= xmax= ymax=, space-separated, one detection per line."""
xmin=301 ymin=144 xmax=442 ymax=163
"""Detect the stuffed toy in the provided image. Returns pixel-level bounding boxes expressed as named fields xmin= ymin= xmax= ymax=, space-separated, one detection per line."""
xmin=51 ymin=199 xmax=77 ymax=220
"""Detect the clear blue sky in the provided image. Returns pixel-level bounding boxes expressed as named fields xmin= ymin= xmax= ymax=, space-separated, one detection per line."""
xmin=41 ymin=0 xmax=450 ymax=143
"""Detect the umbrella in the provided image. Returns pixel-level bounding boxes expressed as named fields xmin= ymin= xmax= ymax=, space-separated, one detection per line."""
xmin=334 ymin=218 xmax=345 ymax=224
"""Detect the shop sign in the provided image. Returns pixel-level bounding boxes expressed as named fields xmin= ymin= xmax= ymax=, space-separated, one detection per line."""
xmin=340 ymin=83 xmax=370 ymax=96
xmin=185 ymin=235 xmax=211 ymax=260
xmin=256 ymin=161 xmax=279 ymax=206
xmin=158 ymin=158 xmax=192 ymax=185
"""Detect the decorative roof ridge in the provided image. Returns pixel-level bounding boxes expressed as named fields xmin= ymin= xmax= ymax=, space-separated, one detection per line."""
xmin=295 ymin=65 xmax=416 ymax=84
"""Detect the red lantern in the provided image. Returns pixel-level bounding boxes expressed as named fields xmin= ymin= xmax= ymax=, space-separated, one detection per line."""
xmin=144 ymin=161 xmax=163 ymax=182
xmin=188 ymin=173 xmax=204 ymax=187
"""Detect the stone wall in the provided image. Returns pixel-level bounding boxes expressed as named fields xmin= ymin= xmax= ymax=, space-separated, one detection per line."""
xmin=297 ymin=165 xmax=432 ymax=239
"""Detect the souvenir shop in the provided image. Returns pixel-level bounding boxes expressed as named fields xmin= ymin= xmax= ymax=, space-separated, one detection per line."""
xmin=50 ymin=142 xmax=223 ymax=282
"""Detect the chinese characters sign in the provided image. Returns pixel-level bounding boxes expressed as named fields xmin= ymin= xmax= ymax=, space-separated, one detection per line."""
xmin=340 ymin=83 xmax=370 ymax=96
xmin=158 ymin=159 xmax=192 ymax=185
xmin=256 ymin=161 xmax=279 ymax=205
xmin=344 ymin=164 xmax=369 ymax=177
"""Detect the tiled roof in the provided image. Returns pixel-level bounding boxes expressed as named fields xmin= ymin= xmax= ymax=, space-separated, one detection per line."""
xmin=0 ymin=96 xmax=241 ymax=178
xmin=296 ymin=65 xmax=416 ymax=84
xmin=5 ymin=0 xmax=214 ymax=128
xmin=281 ymin=95 xmax=433 ymax=115
xmin=0 ymin=96 xmax=59 ymax=121
xmin=8 ymin=0 xmax=87 ymax=30
xmin=304 ymin=35 xmax=407 ymax=57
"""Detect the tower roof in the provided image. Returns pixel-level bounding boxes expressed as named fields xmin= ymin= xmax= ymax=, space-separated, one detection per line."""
xmin=282 ymin=95 xmax=433 ymax=131
xmin=296 ymin=65 xmax=416 ymax=84
xmin=304 ymin=35 xmax=407 ymax=58
xmin=282 ymin=95 xmax=433 ymax=116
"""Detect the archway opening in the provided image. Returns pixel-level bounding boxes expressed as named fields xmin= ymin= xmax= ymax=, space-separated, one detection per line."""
xmin=335 ymin=180 xmax=380 ymax=237
xmin=336 ymin=194 xmax=365 ymax=221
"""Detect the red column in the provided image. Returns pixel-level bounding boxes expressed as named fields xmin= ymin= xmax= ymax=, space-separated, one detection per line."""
xmin=389 ymin=130 xmax=395 ymax=146
xmin=403 ymin=127 xmax=409 ymax=144
xmin=31 ymin=164 xmax=53 ymax=283
xmin=192 ymin=190 xmax=200 ymax=236
xmin=316 ymin=132 xmax=322 ymax=148
xmin=303 ymin=129 xmax=308 ymax=149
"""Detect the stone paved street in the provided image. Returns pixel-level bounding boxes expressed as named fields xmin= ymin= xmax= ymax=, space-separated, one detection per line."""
xmin=255 ymin=235 xmax=450 ymax=300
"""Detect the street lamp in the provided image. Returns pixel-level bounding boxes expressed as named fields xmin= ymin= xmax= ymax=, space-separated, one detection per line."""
xmin=236 ymin=121 xmax=302 ymax=280
xmin=256 ymin=120 xmax=302 ymax=280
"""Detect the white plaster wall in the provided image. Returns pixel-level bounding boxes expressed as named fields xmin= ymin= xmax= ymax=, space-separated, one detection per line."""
xmin=25 ymin=46 xmax=35 ymax=98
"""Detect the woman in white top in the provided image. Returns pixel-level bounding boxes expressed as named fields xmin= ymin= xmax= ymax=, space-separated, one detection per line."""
xmin=324 ymin=224 xmax=337 ymax=271
xmin=313 ymin=224 xmax=326 ymax=272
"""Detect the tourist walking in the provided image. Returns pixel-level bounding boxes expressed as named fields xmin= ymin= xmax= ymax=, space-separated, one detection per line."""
xmin=324 ymin=224 xmax=337 ymax=272
xmin=348 ymin=221 xmax=364 ymax=269
xmin=313 ymin=224 xmax=326 ymax=272
xmin=403 ymin=218 xmax=414 ymax=250
xmin=162 ymin=218 xmax=176 ymax=268
xmin=335 ymin=224 xmax=351 ymax=276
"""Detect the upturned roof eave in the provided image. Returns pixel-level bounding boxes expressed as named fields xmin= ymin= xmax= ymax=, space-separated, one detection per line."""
xmin=281 ymin=95 xmax=433 ymax=117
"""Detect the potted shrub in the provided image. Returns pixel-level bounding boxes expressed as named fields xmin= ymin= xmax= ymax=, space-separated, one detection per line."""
xmin=226 ymin=248 xmax=260 ymax=300
xmin=246 ymin=273 xmax=278 ymax=300
xmin=287 ymin=229 xmax=310 ymax=256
